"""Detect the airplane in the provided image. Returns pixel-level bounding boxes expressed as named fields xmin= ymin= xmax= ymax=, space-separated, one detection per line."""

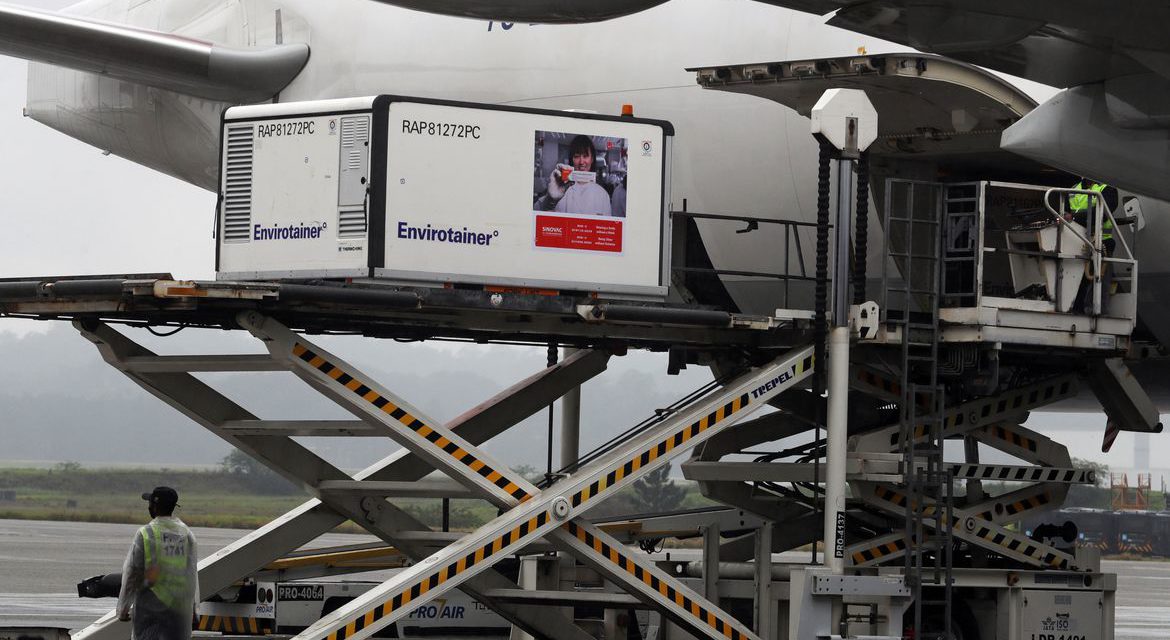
xmin=0 ymin=0 xmax=911 ymax=318
xmin=0 ymin=3 xmax=1164 ymax=638
xmin=1 ymin=0 xmax=1169 ymax=413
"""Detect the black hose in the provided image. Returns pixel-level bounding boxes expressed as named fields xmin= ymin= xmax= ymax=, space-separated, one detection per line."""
xmin=854 ymin=151 xmax=870 ymax=305
xmin=813 ymin=138 xmax=833 ymax=563
xmin=815 ymin=140 xmax=832 ymax=396
xmin=545 ymin=343 xmax=558 ymax=482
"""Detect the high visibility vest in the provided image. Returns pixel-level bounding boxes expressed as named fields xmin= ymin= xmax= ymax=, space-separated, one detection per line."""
xmin=1070 ymin=182 xmax=1113 ymax=240
xmin=139 ymin=519 xmax=191 ymax=610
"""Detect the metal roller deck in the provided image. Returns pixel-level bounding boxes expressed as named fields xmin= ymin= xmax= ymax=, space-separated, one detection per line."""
xmin=0 ymin=274 xmax=802 ymax=350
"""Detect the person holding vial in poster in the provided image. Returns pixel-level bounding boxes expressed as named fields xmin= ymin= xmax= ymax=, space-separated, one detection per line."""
xmin=537 ymin=134 xmax=612 ymax=216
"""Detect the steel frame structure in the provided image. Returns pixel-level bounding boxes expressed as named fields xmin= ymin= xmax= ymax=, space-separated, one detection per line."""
xmin=70 ymin=313 xmax=815 ymax=640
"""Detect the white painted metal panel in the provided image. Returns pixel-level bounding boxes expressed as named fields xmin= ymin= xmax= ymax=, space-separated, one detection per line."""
xmin=1019 ymin=590 xmax=1105 ymax=640
xmin=218 ymin=111 xmax=371 ymax=278
xmin=377 ymin=100 xmax=668 ymax=297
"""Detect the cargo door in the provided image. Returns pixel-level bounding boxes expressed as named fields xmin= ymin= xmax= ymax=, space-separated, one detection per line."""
xmin=687 ymin=52 xmax=1066 ymax=315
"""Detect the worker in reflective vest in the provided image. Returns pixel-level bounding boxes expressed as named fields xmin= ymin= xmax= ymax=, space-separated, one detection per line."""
xmin=117 ymin=487 xmax=199 ymax=640
xmin=1068 ymin=178 xmax=1121 ymax=313
xmin=1069 ymin=178 xmax=1117 ymax=255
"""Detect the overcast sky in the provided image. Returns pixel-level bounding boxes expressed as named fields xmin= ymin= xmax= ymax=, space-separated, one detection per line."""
xmin=0 ymin=2 xmax=713 ymax=473
xmin=0 ymin=0 xmax=1162 ymax=481
xmin=0 ymin=14 xmax=214 ymax=293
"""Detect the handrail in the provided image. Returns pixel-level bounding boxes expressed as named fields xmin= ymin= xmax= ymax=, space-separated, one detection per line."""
xmin=670 ymin=210 xmax=818 ymax=310
xmin=880 ymin=179 xmax=1138 ymax=321
xmin=1040 ymin=188 xmax=1099 ymax=254
xmin=670 ymin=210 xmax=826 ymax=228
xmin=1043 ymin=187 xmax=1105 ymax=314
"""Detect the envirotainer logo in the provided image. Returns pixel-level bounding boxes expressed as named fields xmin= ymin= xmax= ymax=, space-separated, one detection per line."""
xmin=254 ymin=222 xmax=327 ymax=240
xmin=397 ymin=221 xmax=499 ymax=246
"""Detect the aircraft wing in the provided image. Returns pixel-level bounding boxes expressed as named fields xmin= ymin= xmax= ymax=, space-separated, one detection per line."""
xmin=752 ymin=1 xmax=1170 ymax=199
xmin=755 ymin=1 xmax=1169 ymax=91
xmin=0 ymin=3 xmax=308 ymax=103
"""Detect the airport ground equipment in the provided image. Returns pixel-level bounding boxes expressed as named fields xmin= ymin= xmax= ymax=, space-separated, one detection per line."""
xmin=1110 ymin=473 xmax=1152 ymax=511
xmin=10 ymin=232 xmax=1127 ymax=639
xmin=0 ymin=85 xmax=1145 ymax=638
xmin=809 ymin=87 xmax=878 ymax=577
xmin=58 ymin=310 xmax=816 ymax=640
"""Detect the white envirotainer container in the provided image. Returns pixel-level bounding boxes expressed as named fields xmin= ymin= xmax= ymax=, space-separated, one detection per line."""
xmin=217 ymin=95 xmax=674 ymax=298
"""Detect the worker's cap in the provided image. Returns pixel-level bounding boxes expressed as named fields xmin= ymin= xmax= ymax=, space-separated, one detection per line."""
xmin=141 ymin=486 xmax=179 ymax=509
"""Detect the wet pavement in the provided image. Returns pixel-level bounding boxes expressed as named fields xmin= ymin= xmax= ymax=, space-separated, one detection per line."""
xmin=2 ymin=519 xmax=1167 ymax=638
xmin=0 ymin=519 xmax=374 ymax=631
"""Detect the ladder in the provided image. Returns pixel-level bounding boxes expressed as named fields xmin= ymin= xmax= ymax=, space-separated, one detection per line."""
xmin=941 ymin=183 xmax=982 ymax=308
xmin=883 ymin=179 xmax=954 ymax=639
xmin=70 ymin=313 xmax=815 ymax=640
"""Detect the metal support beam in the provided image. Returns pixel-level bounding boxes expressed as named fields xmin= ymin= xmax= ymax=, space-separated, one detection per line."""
xmin=81 ymin=312 xmax=809 ymax=640
xmin=753 ymin=522 xmax=773 ymax=638
xmin=852 ymin=375 xmax=1078 ymax=453
xmin=703 ymin=523 xmax=720 ymax=601
xmin=856 ymin=480 xmax=1076 ymax=570
xmin=120 ymin=354 xmax=289 ymax=372
xmin=316 ymin=480 xmax=477 ymax=499
xmin=197 ymin=339 xmax=612 ymax=602
xmin=189 ymin=341 xmax=608 ymax=620
xmin=560 ymin=346 xmax=582 ymax=470
xmin=221 ymin=420 xmax=379 ymax=436
xmin=70 ymin=320 xmax=606 ymax=640
xmin=824 ymin=327 xmax=850 ymax=574
xmin=683 ymin=457 xmax=899 ymax=482
xmin=265 ymin=314 xmax=813 ymax=640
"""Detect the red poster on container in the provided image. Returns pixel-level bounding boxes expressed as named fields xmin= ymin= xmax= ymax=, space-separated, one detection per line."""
xmin=535 ymin=215 xmax=623 ymax=253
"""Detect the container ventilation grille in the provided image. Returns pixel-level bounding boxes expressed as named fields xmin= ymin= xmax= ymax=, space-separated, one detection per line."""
xmin=341 ymin=117 xmax=370 ymax=171
xmin=338 ymin=205 xmax=367 ymax=238
xmin=222 ymin=125 xmax=255 ymax=242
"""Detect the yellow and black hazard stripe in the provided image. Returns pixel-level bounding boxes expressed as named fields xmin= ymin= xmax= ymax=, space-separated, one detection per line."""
xmin=872 ymin=485 xmax=941 ymax=519
xmin=889 ymin=378 xmax=1073 ymax=448
xmin=570 ymin=392 xmax=749 ymax=507
xmin=874 ymin=485 xmax=907 ymax=508
xmin=850 ymin=535 xmax=909 ymax=566
xmin=569 ymin=353 xmax=812 ymax=509
xmin=966 ymin=521 xmax=1070 ymax=570
xmin=869 ymin=488 xmax=1067 ymax=568
xmin=319 ymin=350 xmax=811 ymax=640
xmin=566 ymin=522 xmax=749 ymax=640
xmin=293 ymin=343 xmax=529 ymax=501
xmin=195 ymin=615 xmax=273 ymax=635
xmin=1121 ymin=542 xmax=1153 ymax=554
xmin=961 ymin=491 xmax=1051 ymax=525
xmin=1002 ymin=491 xmax=1051 ymax=518
xmin=854 ymin=368 xmax=930 ymax=407
xmin=950 ymin=464 xmax=1092 ymax=484
xmin=985 ymin=425 xmax=1039 ymax=454
xmin=325 ymin=510 xmax=551 ymax=640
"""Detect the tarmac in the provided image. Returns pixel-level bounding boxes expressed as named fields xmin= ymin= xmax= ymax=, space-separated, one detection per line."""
xmin=1 ymin=519 xmax=1166 ymax=638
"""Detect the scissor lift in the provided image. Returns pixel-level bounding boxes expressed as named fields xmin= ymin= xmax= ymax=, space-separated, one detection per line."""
xmin=64 ymin=310 xmax=821 ymax=640
xmin=4 ymin=212 xmax=1132 ymax=640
